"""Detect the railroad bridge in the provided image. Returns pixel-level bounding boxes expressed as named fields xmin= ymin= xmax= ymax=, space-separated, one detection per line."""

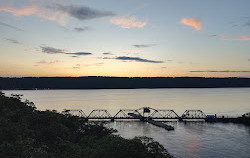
xmin=62 ymin=108 xmax=249 ymax=130
xmin=62 ymin=107 xmax=208 ymax=121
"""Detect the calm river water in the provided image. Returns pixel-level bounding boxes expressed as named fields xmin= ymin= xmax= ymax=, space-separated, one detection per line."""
xmin=3 ymin=88 xmax=250 ymax=158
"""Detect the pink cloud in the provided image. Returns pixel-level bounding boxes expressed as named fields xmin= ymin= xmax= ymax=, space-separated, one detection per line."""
xmin=110 ymin=16 xmax=147 ymax=28
xmin=35 ymin=60 xmax=60 ymax=66
xmin=0 ymin=4 xmax=67 ymax=25
xmin=181 ymin=18 xmax=202 ymax=30
xmin=223 ymin=36 xmax=250 ymax=41
xmin=0 ymin=5 xmax=38 ymax=16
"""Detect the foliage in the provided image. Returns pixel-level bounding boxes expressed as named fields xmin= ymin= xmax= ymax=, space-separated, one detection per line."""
xmin=0 ymin=92 xmax=173 ymax=158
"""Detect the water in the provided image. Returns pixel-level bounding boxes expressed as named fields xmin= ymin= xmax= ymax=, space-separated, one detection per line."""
xmin=107 ymin=121 xmax=250 ymax=158
xmin=3 ymin=88 xmax=250 ymax=158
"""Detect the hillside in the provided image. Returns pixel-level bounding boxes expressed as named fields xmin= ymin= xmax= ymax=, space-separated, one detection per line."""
xmin=0 ymin=91 xmax=173 ymax=158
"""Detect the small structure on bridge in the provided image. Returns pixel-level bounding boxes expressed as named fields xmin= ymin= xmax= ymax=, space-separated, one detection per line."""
xmin=242 ymin=112 xmax=250 ymax=118
xmin=113 ymin=109 xmax=141 ymax=119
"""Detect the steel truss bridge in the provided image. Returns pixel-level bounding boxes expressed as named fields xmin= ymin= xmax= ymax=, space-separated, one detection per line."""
xmin=62 ymin=107 xmax=209 ymax=121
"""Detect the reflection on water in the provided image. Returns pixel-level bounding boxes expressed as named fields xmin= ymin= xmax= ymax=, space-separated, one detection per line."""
xmin=107 ymin=122 xmax=250 ymax=158
xmin=3 ymin=88 xmax=250 ymax=158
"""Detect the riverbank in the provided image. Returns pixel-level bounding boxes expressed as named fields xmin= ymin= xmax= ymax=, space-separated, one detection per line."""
xmin=206 ymin=117 xmax=250 ymax=126
xmin=0 ymin=92 xmax=173 ymax=158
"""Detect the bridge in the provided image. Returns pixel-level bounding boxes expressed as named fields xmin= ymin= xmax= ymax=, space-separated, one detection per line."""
xmin=62 ymin=107 xmax=208 ymax=121
xmin=62 ymin=107 xmax=250 ymax=130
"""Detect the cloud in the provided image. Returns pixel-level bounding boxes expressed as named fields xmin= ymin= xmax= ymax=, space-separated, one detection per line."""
xmin=0 ymin=22 xmax=23 ymax=31
xmin=229 ymin=17 xmax=250 ymax=27
xmin=133 ymin=44 xmax=156 ymax=48
xmin=244 ymin=19 xmax=250 ymax=27
xmin=208 ymin=34 xmax=217 ymax=37
xmin=34 ymin=60 xmax=60 ymax=66
xmin=110 ymin=16 xmax=147 ymax=28
xmin=53 ymin=4 xmax=114 ymax=21
xmin=40 ymin=46 xmax=65 ymax=54
xmin=190 ymin=70 xmax=250 ymax=73
xmin=65 ymin=52 xmax=92 ymax=56
xmin=74 ymin=27 xmax=91 ymax=32
xmin=61 ymin=26 xmax=92 ymax=32
xmin=72 ymin=62 xmax=103 ymax=68
xmin=71 ymin=56 xmax=80 ymax=58
xmin=0 ymin=5 xmax=38 ymax=16
xmin=73 ymin=64 xmax=81 ymax=69
xmin=0 ymin=4 xmax=114 ymax=25
xmin=4 ymin=38 xmax=22 ymax=44
xmin=0 ymin=4 xmax=68 ymax=25
xmin=40 ymin=46 xmax=92 ymax=56
xmin=115 ymin=56 xmax=163 ymax=63
xmin=223 ymin=36 xmax=250 ymax=41
xmin=103 ymin=52 xmax=113 ymax=55
xmin=83 ymin=62 xmax=104 ymax=67
xmin=101 ymin=57 xmax=112 ymax=59
xmin=122 ymin=49 xmax=143 ymax=53
xmin=181 ymin=18 xmax=202 ymax=30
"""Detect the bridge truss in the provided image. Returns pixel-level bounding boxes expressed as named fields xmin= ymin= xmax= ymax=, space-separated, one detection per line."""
xmin=113 ymin=109 xmax=141 ymax=119
xmin=88 ymin=109 xmax=112 ymax=119
xmin=62 ymin=107 xmax=208 ymax=121
xmin=181 ymin=110 xmax=207 ymax=119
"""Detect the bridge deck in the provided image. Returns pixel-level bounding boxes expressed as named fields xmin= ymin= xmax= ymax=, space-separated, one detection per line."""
xmin=86 ymin=117 xmax=207 ymax=120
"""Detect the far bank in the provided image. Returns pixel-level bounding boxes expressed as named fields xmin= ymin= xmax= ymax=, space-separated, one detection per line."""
xmin=1 ymin=77 xmax=250 ymax=90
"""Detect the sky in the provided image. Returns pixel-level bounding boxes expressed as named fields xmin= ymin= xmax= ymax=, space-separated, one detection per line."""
xmin=0 ymin=0 xmax=250 ymax=77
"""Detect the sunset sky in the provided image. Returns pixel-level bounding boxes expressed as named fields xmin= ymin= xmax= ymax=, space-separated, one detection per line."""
xmin=1 ymin=0 xmax=250 ymax=77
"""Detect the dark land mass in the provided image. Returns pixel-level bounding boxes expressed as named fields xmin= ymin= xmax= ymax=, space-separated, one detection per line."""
xmin=206 ymin=117 xmax=250 ymax=126
xmin=0 ymin=92 xmax=173 ymax=158
xmin=1 ymin=77 xmax=250 ymax=90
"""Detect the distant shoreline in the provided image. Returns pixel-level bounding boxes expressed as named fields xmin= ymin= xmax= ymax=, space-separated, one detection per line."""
xmin=2 ymin=87 xmax=250 ymax=91
xmin=1 ymin=76 xmax=250 ymax=90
